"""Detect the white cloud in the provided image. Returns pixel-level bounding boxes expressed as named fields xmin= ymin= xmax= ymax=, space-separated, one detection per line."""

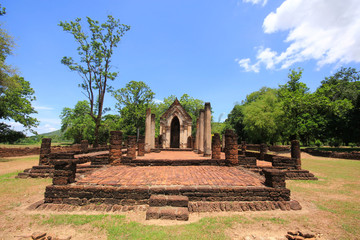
xmin=237 ymin=0 xmax=360 ymax=72
xmin=242 ymin=0 xmax=268 ymax=7
xmin=235 ymin=58 xmax=260 ymax=73
xmin=153 ymin=99 xmax=164 ymax=104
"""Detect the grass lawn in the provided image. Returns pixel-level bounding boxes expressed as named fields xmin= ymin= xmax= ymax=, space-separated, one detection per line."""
xmin=0 ymin=155 xmax=359 ymax=239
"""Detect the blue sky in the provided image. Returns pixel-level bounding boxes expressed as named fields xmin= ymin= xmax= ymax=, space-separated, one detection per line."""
xmin=2 ymin=0 xmax=360 ymax=134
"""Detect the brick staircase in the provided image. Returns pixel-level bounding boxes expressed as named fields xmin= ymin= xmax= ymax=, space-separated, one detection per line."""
xmin=146 ymin=195 xmax=189 ymax=221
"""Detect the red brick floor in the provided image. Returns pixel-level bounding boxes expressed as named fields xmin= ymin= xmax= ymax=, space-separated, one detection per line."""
xmin=135 ymin=151 xmax=217 ymax=160
xmin=77 ymin=165 xmax=263 ymax=187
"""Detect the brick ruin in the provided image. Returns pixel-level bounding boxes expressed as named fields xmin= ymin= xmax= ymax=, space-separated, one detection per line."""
xmin=19 ymin=101 xmax=319 ymax=221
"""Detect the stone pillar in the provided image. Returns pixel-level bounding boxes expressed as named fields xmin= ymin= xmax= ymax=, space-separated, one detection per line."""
xmin=195 ymin=119 xmax=199 ymax=151
xmin=222 ymin=134 xmax=225 ymax=152
xmin=203 ymin=102 xmax=212 ymax=157
xmin=259 ymin=143 xmax=268 ymax=160
xmin=150 ymin=114 xmax=156 ymax=149
xmin=241 ymin=141 xmax=246 ymax=156
xmin=291 ymin=140 xmax=301 ymax=169
xmin=127 ymin=136 xmax=137 ymax=159
xmin=187 ymin=136 xmax=193 ymax=149
xmin=198 ymin=110 xmax=205 ymax=154
xmin=39 ymin=138 xmax=51 ymax=165
xmin=138 ymin=135 xmax=145 ymax=156
xmin=225 ymin=130 xmax=238 ymax=165
xmin=80 ymin=140 xmax=88 ymax=153
xmin=51 ymin=153 xmax=76 ymax=185
xmin=109 ymin=131 xmax=123 ymax=165
xmin=263 ymin=169 xmax=286 ymax=188
xmin=145 ymin=108 xmax=152 ymax=153
xmin=211 ymin=133 xmax=221 ymax=160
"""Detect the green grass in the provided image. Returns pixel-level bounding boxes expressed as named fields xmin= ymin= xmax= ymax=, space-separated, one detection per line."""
xmin=313 ymin=147 xmax=360 ymax=152
xmin=287 ymin=157 xmax=360 ymax=239
xmin=36 ymin=214 xmax=253 ymax=240
xmin=0 ymin=171 xmax=51 ymax=212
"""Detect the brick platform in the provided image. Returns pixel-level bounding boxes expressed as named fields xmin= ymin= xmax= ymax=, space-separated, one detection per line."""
xmin=77 ymin=166 xmax=263 ymax=186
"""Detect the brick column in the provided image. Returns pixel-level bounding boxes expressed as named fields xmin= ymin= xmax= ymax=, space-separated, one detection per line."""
xmin=150 ymin=114 xmax=156 ymax=149
xmin=109 ymin=131 xmax=123 ymax=165
xmin=225 ymin=130 xmax=238 ymax=165
xmin=39 ymin=138 xmax=51 ymax=165
xmin=81 ymin=140 xmax=89 ymax=153
xmin=127 ymin=136 xmax=137 ymax=159
xmin=259 ymin=143 xmax=268 ymax=160
xmin=51 ymin=153 xmax=76 ymax=185
xmin=291 ymin=140 xmax=301 ymax=169
xmin=263 ymin=169 xmax=286 ymax=188
xmin=241 ymin=141 xmax=247 ymax=156
xmin=198 ymin=110 xmax=205 ymax=154
xmin=145 ymin=108 xmax=152 ymax=152
xmin=203 ymin=102 xmax=212 ymax=156
xmin=211 ymin=133 xmax=221 ymax=160
xmin=195 ymin=118 xmax=199 ymax=151
xmin=138 ymin=135 xmax=145 ymax=156
xmin=222 ymin=134 xmax=225 ymax=152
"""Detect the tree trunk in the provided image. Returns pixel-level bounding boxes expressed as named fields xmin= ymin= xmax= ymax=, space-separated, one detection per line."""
xmin=94 ymin=121 xmax=100 ymax=148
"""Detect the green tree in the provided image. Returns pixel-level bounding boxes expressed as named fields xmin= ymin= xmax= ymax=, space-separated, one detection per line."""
xmin=112 ymin=80 xmax=154 ymax=138
xmin=242 ymin=88 xmax=284 ymax=144
xmin=0 ymin=4 xmax=38 ymax=133
xmin=278 ymin=68 xmax=309 ymax=141
xmin=59 ymin=15 xmax=130 ymax=146
xmin=224 ymin=104 xmax=246 ymax=141
xmin=316 ymin=67 xmax=360 ymax=144
xmin=60 ymin=100 xmax=94 ymax=143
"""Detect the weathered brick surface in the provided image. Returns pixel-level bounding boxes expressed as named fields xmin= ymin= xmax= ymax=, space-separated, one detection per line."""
xmin=81 ymin=140 xmax=89 ymax=153
xmin=225 ymin=130 xmax=238 ymax=165
xmin=259 ymin=143 xmax=268 ymax=160
xmin=263 ymin=169 xmax=286 ymax=189
xmin=211 ymin=133 xmax=221 ymax=160
xmin=238 ymin=156 xmax=257 ymax=167
xmin=127 ymin=136 xmax=137 ymax=159
xmin=44 ymin=184 xmax=290 ymax=205
xmin=138 ymin=135 xmax=145 ymax=156
xmin=110 ymin=131 xmax=123 ymax=165
xmin=303 ymin=148 xmax=360 ymax=160
xmin=39 ymin=138 xmax=52 ymax=165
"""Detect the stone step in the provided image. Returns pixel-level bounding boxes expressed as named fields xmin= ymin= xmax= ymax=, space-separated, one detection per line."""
xmin=15 ymin=172 xmax=30 ymax=178
xmin=149 ymin=195 xmax=189 ymax=207
xmin=146 ymin=206 xmax=189 ymax=221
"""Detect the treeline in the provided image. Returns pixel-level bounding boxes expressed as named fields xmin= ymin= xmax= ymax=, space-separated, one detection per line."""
xmin=224 ymin=67 xmax=360 ymax=147
xmin=60 ymin=80 xmax=205 ymax=144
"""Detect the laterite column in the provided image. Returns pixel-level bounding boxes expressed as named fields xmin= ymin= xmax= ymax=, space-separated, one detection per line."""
xmin=259 ymin=143 xmax=268 ymax=160
xmin=109 ymin=131 xmax=123 ymax=165
xmin=127 ymin=136 xmax=137 ymax=159
xmin=138 ymin=135 xmax=145 ymax=156
xmin=39 ymin=138 xmax=51 ymax=165
xmin=291 ymin=140 xmax=301 ymax=169
xmin=225 ymin=130 xmax=238 ymax=165
xmin=211 ymin=133 xmax=221 ymax=160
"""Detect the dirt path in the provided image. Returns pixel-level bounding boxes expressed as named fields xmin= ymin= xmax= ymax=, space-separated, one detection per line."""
xmin=0 ymin=155 xmax=38 ymax=175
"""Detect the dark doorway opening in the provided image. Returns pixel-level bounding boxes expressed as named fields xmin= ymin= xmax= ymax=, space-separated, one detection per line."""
xmin=170 ymin=116 xmax=180 ymax=148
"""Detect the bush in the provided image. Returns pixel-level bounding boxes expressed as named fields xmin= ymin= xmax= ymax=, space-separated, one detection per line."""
xmin=315 ymin=139 xmax=322 ymax=147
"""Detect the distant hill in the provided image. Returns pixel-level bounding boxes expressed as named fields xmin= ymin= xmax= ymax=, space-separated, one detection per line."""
xmin=39 ymin=129 xmax=63 ymax=138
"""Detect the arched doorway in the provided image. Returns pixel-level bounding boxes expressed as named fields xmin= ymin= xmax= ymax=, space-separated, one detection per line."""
xmin=170 ymin=116 xmax=180 ymax=148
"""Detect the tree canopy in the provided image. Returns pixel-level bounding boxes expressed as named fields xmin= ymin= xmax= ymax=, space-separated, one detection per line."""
xmin=226 ymin=67 xmax=360 ymax=146
xmin=0 ymin=3 xmax=38 ymax=136
xmin=112 ymin=80 xmax=154 ymax=138
xmin=59 ymin=15 xmax=130 ymax=146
